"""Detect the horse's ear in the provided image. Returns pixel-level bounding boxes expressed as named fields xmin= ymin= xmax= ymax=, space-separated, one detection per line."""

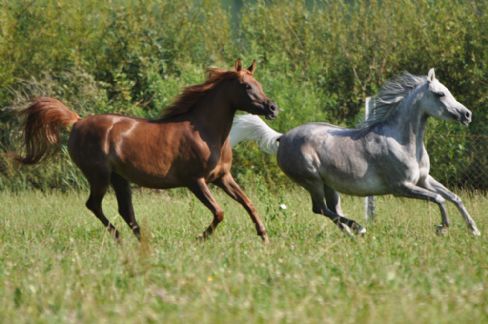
xmin=235 ymin=59 xmax=242 ymax=72
xmin=428 ymin=68 xmax=436 ymax=82
xmin=248 ymin=60 xmax=256 ymax=74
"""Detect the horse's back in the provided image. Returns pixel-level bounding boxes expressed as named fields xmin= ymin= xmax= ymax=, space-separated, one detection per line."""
xmin=278 ymin=123 xmax=363 ymax=157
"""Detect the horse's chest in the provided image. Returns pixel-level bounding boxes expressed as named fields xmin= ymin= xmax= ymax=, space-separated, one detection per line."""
xmin=189 ymin=142 xmax=231 ymax=178
xmin=417 ymin=150 xmax=430 ymax=181
xmin=191 ymin=142 xmax=222 ymax=167
xmin=203 ymin=151 xmax=222 ymax=171
xmin=389 ymin=146 xmax=429 ymax=184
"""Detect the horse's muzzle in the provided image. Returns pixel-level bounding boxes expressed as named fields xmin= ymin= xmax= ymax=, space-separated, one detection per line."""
xmin=265 ymin=102 xmax=279 ymax=120
xmin=458 ymin=108 xmax=472 ymax=126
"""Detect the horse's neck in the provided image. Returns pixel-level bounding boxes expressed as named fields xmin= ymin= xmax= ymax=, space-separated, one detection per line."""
xmin=189 ymin=89 xmax=236 ymax=146
xmin=386 ymin=92 xmax=428 ymax=153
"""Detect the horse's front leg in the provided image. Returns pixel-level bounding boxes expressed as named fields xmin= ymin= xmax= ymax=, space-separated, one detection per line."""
xmin=189 ymin=178 xmax=224 ymax=240
xmin=214 ymin=173 xmax=269 ymax=243
xmin=420 ymin=175 xmax=480 ymax=236
xmin=395 ymin=183 xmax=450 ymax=234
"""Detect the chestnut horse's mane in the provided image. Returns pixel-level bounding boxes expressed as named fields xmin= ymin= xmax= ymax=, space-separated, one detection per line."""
xmin=160 ymin=68 xmax=243 ymax=119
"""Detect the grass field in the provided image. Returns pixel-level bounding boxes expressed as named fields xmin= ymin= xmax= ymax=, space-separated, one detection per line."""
xmin=0 ymin=187 xmax=487 ymax=323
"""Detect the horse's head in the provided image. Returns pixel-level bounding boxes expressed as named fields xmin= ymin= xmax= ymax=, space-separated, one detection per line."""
xmin=230 ymin=59 xmax=279 ymax=120
xmin=421 ymin=68 xmax=471 ymax=126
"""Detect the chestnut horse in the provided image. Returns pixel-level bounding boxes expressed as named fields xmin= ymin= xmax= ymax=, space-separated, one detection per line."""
xmin=15 ymin=60 xmax=279 ymax=242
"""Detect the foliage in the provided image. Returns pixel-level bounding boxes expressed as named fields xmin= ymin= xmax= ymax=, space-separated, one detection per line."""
xmin=1 ymin=0 xmax=488 ymax=190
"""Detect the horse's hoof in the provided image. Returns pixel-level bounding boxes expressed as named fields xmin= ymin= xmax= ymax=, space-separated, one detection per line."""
xmin=435 ymin=225 xmax=449 ymax=236
xmin=471 ymin=228 xmax=481 ymax=237
xmin=356 ymin=226 xmax=367 ymax=236
xmin=196 ymin=233 xmax=208 ymax=242
xmin=260 ymin=234 xmax=270 ymax=244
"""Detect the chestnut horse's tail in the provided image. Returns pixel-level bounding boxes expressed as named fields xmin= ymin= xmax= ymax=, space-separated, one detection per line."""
xmin=16 ymin=97 xmax=81 ymax=165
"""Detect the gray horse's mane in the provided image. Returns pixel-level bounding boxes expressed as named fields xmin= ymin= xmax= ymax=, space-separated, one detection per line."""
xmin=361 ymin=72 xmax=427 ymax=128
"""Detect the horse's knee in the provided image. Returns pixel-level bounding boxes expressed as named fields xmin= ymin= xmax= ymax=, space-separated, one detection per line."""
xmin=451 ymin=194 xmax=463 ymax=206
xmin=434 ymin=194 xmax=446 ymax=205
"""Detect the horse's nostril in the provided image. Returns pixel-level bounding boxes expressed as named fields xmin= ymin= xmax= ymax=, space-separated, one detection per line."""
xmin=465 ymin=111 xmax=471 ymax=119
xmin=270 ymin=103 xmax=277 ymax=112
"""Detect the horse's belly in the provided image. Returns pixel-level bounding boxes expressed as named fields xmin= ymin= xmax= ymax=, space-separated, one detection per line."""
xmin=324 ymin=172 xmax=389 ymax=196
xmin=316 ymin=149 xmax=388 ymax=195
xmin=110 ymin=160 xmax=180 ymax=188
xmin=110 ymin=148 xmax=226 ymax=189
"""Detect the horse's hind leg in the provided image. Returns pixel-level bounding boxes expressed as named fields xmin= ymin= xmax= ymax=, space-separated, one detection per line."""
xmin=323 ymin=185 xmax=366 ymax=235
xmin=111 ymin=172 xmax=141 ymax=240
xmin=308 ymin=186 xmax=353 ymax=236
xmin=323 ymin=185 xmax=344 ymax=215
xmin=85 ymin=174 xmax=120 ymax=240
xmin=301 ymin=178 xmax=360 ymax=236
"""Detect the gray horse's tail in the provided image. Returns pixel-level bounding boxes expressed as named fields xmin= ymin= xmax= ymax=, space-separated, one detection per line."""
xmin=230 ymin=114 xmax=282 ymax=154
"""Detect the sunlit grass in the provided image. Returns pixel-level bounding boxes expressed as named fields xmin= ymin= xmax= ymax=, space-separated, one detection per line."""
xmin=0 ymin=188 xmax=487 ymax=323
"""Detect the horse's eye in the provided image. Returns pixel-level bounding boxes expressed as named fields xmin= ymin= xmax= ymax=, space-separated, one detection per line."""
xmin=435 ymin=92 xmax=445 ymax=97
xmin=245 ymin=84 xmax=252 ymax=90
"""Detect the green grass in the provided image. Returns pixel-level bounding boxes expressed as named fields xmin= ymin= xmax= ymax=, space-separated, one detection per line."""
xmin=0 ymin=187 xmax=487 ymax=323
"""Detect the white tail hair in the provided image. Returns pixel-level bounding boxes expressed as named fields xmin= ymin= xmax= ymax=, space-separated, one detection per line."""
xmin=230 ymin=114 xmax=282 ymax=154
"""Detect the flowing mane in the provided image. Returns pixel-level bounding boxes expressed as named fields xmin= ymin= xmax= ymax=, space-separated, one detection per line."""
xmin=160 ymin=68 xmax=242 ymax=119
xmin=361 ymin=72 xmax=427 ymax=127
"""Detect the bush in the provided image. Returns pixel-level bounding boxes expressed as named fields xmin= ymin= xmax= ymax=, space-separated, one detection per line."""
xmin=1 ymin=0 xmax=488 ymax=190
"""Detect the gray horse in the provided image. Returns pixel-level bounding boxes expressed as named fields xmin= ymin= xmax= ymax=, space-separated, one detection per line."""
xmin=231 ymin=69 xmax=480 ymax=236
